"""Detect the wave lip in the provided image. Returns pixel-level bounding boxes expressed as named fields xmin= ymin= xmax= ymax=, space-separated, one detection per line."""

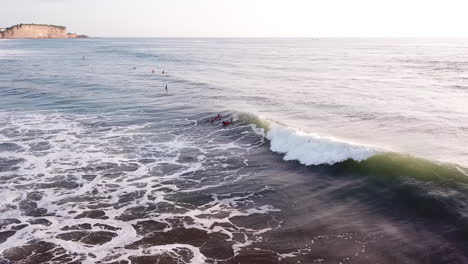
xmin=266 ymin=124 xmax=377 ymax=165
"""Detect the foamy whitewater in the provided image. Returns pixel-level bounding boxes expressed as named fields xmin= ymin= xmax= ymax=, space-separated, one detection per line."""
xmin=265 ymin=123 xmax=376 ymax=165
xmin=0 ymin=38 xmax=468 ymax=264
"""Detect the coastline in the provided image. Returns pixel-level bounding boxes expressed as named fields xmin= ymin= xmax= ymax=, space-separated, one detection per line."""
xmin=0 ymin=24 xmax=88 ymax=39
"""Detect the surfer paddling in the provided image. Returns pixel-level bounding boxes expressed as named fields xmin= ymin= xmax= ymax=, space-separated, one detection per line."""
xmin=210 ymin=114 xmax=222 ymax=123
xmin=222 ymin=118 xmax=234 ymax=127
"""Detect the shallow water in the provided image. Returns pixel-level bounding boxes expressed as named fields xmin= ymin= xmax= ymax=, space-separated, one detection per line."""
xmin=0 ymin=38 xmax=467 ymax=263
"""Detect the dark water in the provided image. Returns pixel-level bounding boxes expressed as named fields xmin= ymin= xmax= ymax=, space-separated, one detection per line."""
xmin=0 ymin=38 xmax=468 ymax=264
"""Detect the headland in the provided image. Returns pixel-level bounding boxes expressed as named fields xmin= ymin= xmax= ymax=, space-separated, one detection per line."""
xmin=0 ymin=24 xmax=88 ymax=39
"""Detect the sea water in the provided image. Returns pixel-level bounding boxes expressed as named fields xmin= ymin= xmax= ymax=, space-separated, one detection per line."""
xmin=0 ymin=38 xmax=467 ymax=263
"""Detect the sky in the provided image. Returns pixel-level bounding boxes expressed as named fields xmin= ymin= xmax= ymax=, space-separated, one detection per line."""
xmin=2 ymin=0 xmax=468 ymax=37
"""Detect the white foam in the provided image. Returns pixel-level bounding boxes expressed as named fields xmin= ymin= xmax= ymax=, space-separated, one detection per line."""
xmin=266 ymin=123 xmax=376 ymax=165
xmin=0 ymin=112 xmax=279 ymax=262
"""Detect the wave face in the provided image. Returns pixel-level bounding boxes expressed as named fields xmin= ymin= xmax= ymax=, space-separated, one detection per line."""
xmin=336 ymin=153 xmax=468 ymax=184
xmin=266 ymin=124 xmax=376 ymax=165
xmin=244 ymin=114 xmax=468 ymax=236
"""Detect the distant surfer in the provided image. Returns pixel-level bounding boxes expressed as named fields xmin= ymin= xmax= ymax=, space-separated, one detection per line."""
xmin=152 ymin=69 xmax=155 ymax=73
xmin=134 ymin=67 xmax=136 ymax=70
xmin=162 ymin=70 xmax=165 ymax=74
xmin=165 ymin=84 xmax=168 ymax=93
xmin=82 ymin=56 xmax=85 ymax=60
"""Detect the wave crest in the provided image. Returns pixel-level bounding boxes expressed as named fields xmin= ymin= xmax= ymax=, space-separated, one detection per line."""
xmin=264 ymin=122 xmax=376 ymax=165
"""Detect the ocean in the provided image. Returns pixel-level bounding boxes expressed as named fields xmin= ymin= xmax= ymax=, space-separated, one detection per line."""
xmin=0 ymin=38 xmax=467 ymax=263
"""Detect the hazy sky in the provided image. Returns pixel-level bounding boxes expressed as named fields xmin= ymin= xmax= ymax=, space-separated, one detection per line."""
xmin=2 ymin=0 xmax=468 ymax=37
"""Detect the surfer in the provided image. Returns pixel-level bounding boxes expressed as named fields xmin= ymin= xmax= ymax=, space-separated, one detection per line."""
xmin=162 ymin=70 xmax=165 ymax=74
xmin=222 ymin=120 xmax=231 ymax=126
xmin=134 ymin=67 xmax=136 ymax=70
xmin=210 ymin=114 xmax=222 ymax=123
xmin=152 ymin=69 xmax=155 ymax=73
xmin=165 ymin=84 xmax=168 ymax=93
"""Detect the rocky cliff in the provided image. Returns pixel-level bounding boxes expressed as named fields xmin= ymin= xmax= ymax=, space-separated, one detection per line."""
xmin=0 ymin=24 xmax=88 ymax=39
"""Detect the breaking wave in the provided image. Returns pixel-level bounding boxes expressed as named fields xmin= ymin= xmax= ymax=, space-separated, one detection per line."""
xmin=266 ymin=124 xmax=376 ymax=165
xmin=240 ymin=113 xmax=378 ymax=165
xmin=240 ymin=112 xmax=468 ymax=185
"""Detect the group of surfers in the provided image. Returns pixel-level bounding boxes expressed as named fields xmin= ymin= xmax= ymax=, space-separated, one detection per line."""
xmin=82 ymin=57 xmax=169 ymax=93
xmin=210 ymin=114 xmax=233 ymax=127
